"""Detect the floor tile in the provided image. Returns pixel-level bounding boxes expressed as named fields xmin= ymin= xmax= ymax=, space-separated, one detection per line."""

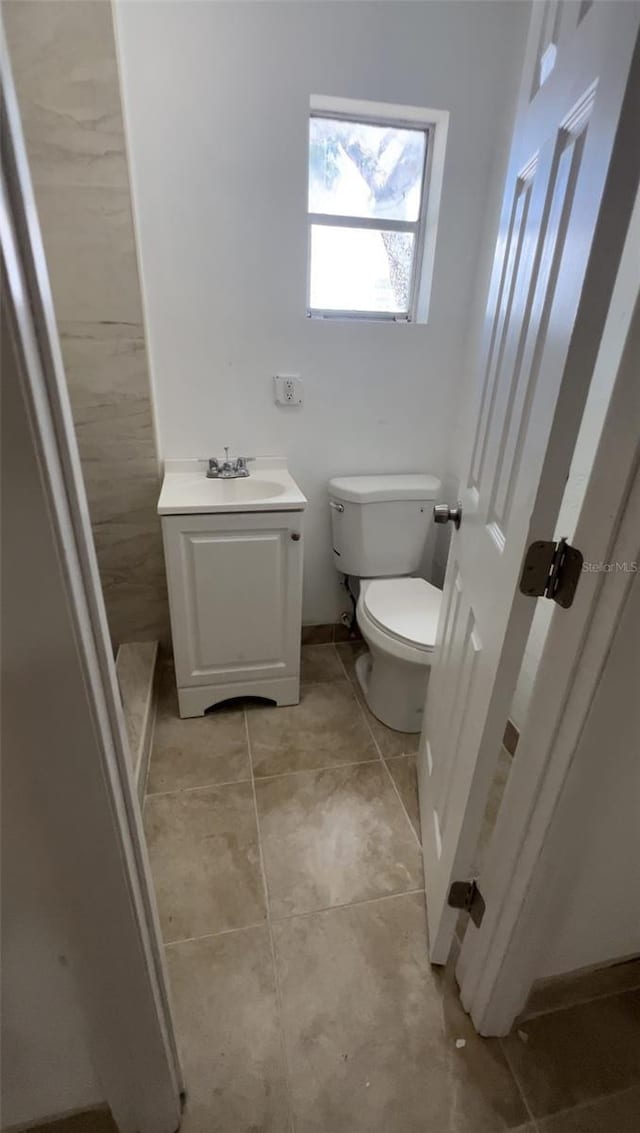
xmin=367 ymin=707 xmax=421 ymax=758
xmin=247 ymin=681 xmax=376 ymax=777
xmin=301 ymin=643 xmax=348 ymax=684
xmin=143 ymin=782 xmax=265 ymax=942
xmin=256 ymin=762 xmax=423 ymax=918
xmin=146 ymin=696 xmax=249 ymax=794
xmin=116 ymin=640 xmax=157 ymax=778
xmin=335 ymin=638 xmax=368 ymax=684
xmin=385 ymin=755 xmax=421 ymax=840
xmin=522 ymin=957 xmax=640 ymax=1020
xmin=166 ymin=927 xmax=289 ymax=1132
xmin=537 ymin=1085 xmax=640 ymax=1132
xmin=502 ymin=989 xmax=640 ymax=1118
xmin=333 ymin=622 xmax=362 ymax=642
xmin=25 ymin=1111 xmax=118 ymax=1133
xmin=336 ymin=641 xmax=420 ymax=757
xmin=274 ymin=892 xmax=529 ymax=1133
xmin=302 ymin=623 xmax=334 ymax=645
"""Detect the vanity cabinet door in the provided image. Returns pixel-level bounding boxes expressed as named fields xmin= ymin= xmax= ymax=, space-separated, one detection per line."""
xmin=162 ymin=511 xmax=303 ymax=689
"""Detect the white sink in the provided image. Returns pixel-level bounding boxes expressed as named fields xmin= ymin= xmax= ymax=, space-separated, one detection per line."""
xmin=158 ymin=458 xmax=307 ymax=514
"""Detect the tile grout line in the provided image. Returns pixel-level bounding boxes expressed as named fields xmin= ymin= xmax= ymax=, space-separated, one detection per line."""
xmin=301 ymin=641 xmax=341 ymax=651
xmin=244 ymin=709 xmax=297 ymax=1133
xmin=161 ymin=885 xmax=426 ymax=945
xmin=254 ymin=756 xmax=383 ymax=783
xmin=335 ymin=643 xmax=381 ymax=763
xmin=164 ymin=920 xmax=267 ymax=949
xmin=521 ymin=1081 xmax=640 ymax=1126
xmin=379 ymin=754 xmax=423 ymax=851
xmin=498 ymin=1034 xmax=540 ymax=1132
xmin=142 ymin=670 xmax=160 ymax=802
xmin=145 ymin=775 xmax=253 ymax=800
xmin=503 ymin=988 xmax=640 ymax=1129
xmin=333 ymin=641 xmax=360 ymax=692
xmin=271 ymin=886 xmax=427 ymax=925
xmin=518 ymin=977 xmax=640 ymax=1023
xmin=337 ymin=646 xmax=424 ymax=852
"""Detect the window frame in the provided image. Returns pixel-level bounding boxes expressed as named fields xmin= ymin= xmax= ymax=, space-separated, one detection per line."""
xmin=306 ymin=97 xmax=448 ymax=324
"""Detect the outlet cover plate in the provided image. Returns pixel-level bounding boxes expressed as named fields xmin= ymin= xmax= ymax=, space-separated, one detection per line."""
xmin=274 ymin=374 xmax=303 ymax=407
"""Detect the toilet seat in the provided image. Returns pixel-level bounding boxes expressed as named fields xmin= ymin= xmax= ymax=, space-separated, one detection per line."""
xmin=361 ymin=577 xmax=441 ymax=653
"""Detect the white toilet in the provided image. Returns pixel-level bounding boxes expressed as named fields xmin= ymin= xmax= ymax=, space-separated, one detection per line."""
xmin=328 ymin=474 xmax=442 ymax=733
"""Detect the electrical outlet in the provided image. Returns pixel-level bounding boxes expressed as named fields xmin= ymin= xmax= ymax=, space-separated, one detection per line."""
xmin=274 ymin=374 xmax=303 ymax=406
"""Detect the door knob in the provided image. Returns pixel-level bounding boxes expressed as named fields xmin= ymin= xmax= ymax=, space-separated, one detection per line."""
xmin=433 ymin=501 xmax=462 ymax=529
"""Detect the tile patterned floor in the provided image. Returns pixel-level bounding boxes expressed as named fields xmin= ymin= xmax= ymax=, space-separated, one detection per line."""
xmin=143 ymin=644 xmax=640 ymax=1133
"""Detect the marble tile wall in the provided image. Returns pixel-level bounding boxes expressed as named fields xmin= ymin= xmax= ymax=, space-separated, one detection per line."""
xmin=4 ymin=0 xmax=169 ymax=646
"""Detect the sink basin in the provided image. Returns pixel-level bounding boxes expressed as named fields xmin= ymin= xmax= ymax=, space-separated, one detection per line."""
xmin=158 ymin=459 xmax=307 ymax=515
xmin=209 ymin=478 xmax=285 ymax=501
xmin=179 ymin=476 xmax=286 ymax=504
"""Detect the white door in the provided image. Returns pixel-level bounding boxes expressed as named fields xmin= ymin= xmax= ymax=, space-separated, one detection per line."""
xmin=458 ymin=282 xmax=640 ymax=1035
xmin=418 ymin=0 xmax=640 ymax=963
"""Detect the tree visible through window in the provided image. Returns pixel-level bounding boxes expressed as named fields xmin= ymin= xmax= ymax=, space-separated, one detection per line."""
xmin=308 ymin=113 xmax=429 ymax=319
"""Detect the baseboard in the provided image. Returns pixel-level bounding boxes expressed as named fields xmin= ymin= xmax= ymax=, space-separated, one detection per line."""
xmin=520 ymin=955 xmax=640 ymax=1021
xmin=4 ymin=1105 xmax=116 ymax=1133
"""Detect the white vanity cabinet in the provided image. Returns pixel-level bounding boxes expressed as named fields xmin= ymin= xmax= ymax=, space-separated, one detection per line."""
xmin=162 ymin=509 xmax=304 ymax=717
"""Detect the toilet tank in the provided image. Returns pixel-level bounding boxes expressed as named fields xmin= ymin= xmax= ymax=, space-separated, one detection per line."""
xmin=328 ymin=474 xmax=442 ymax=578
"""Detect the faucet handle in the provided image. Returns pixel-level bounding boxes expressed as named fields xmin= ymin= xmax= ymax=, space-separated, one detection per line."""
xmin=236 ymin=456 xmax=255 ymax=473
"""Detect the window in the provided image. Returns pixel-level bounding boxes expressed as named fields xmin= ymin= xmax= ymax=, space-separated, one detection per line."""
xmin=307 ymin=97 xmax=448 ymax=322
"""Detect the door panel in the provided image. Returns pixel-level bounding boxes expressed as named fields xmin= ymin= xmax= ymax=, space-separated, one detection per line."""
xmin=469 ymin=161 xmax=538 ymax=502
xmin=419 ymin=0 xmax=640 ymax=963
xmin=486 ymin=102 xmax=592 ymax=539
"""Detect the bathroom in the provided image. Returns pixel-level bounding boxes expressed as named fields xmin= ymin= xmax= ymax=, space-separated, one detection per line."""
xmin=4 ymin=0 xmax=526 ymax=803
xmin=3 ymin=2 xmax=640 ymax=1132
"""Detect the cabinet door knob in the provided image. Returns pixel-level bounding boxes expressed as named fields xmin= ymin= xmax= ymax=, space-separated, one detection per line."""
xmin=291 ymin=532 xmax=301 ymax=541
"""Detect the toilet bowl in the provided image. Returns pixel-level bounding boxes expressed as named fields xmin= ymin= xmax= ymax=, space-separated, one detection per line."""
xmin=328 ymin=472 xmax=443 ymax=734
xmin=355 ymin=577 xmax=441 ymax=733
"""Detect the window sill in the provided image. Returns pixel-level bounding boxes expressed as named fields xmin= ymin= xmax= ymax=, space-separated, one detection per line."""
xmin=306 ymin=310 xmax=416 ymax=324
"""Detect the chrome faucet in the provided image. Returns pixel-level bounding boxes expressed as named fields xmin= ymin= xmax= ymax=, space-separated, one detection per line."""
xmin=207 ymin=447 xmax=255 ymax=479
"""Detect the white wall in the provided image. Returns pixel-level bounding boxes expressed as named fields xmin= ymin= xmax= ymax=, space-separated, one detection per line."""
xmin=114 ymin=0 xmax=529 ymax=622
xmin=539 ymin=567 xmax=640 ymax=978
xmin=510 ymin=184 xmax=640 ymax=731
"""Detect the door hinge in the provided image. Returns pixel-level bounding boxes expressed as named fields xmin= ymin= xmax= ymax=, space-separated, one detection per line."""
xmin=519 ymin=537 xmax=583 ymax=609
xmin=447 ymin=879 xmax=486 ymax=928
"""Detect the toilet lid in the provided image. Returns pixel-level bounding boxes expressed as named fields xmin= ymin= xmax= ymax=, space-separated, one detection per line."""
xmin=362 ymin=577 xmax=442 ymax=652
